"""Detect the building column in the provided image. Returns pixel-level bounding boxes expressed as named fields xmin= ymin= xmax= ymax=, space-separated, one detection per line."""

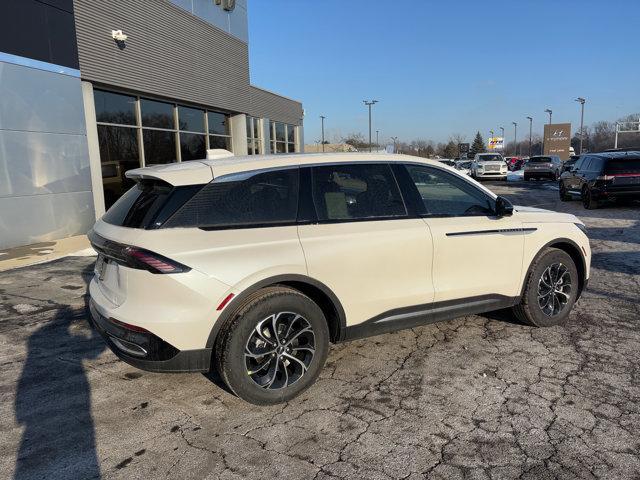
xmin=295 ymin=124 xmax=304 ymax=153
xmin=230 ymin=113 xmax=248 ymax=155
xmin=81 ymin=81 xmax=106 ymax=219
xmin=261 ymin=117 xmax=271 ymax=154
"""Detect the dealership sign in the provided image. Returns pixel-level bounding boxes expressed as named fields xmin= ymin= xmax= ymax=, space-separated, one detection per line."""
xmin=543 ymin=123 xmax=572 ymax=160
xmin=488 ymin=137 xmax=504 ymax=150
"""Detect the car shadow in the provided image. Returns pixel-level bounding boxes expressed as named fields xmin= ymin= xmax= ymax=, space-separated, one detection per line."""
xmin=591 ymin=250 xmax=640 ymax=276
xmin=13 ymin=273 xmax=106 ymax=479
xmin=476 ymin=308 xmax=526 ymax=326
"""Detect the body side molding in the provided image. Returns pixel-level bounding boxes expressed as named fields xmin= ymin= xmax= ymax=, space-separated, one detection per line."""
xmin=446 ymin=227 xmax=538 ymax=237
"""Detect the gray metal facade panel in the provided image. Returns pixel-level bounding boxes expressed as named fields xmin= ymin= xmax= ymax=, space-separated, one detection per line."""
xmin=0 ymin=61 xmax=86 ymax=134
xmin=73 ymin=0 xmax=252 ymax=113
xmin=249 ymin=86 xmax=304 ymax=126
xmin=0 ymin=190 xmax=95 ymax=249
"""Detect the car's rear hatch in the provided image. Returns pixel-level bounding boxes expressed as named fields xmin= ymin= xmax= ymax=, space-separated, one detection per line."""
xmin=90 ymin=162 xmax=214 ymax=306
xmin=603 ymin=159 xmax=640 ymax=192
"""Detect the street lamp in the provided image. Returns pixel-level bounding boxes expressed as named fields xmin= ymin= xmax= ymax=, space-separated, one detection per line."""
xmin=526 ymin=116 xmax=533 ymax=156
xmin=319 ymin=115 xmax=326 ymax=153
xmin=376 ymin=130 xmax=379 ymax=150
xmin=490 ymin=130 xmax=494 ymax=149
xmin=391 ymin=136 xmax=398 ymax=153
xmin=545 ymin=109 xmax=552 ymax=124
xmin=363 ymin=100 xmax=379 ymax=153
xmin=499 ymin=126 xmax=505 ymax=153
xmin=575 ymin=97 xmax=585 ymax=154
xmin=512 ymin=122 xmax=518 ymax=156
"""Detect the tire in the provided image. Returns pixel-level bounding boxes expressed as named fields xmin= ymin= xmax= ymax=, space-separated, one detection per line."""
xmin=214 ymin=286 xmax=329 ymax=405
xmin=559 ymin=182 xmax=571 ymax=201
xmin=524 ymin=175 xmax=530 ymax=181
xmin=582 ymin=186 xmax=599 ymax=209
xmin=512 ymin=247 xmax=579 ymax=327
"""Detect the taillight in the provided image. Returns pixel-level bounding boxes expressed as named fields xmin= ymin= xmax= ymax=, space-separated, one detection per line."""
xmin=124 ymin=246 xmax=191 ymax=274
xmin=596 ymin=175 xmax=614 ymax=181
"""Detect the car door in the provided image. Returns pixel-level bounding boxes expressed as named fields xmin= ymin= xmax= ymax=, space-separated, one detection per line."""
xmin=400 ymin=163 xmax=525 ymax=306
xmin=565 ymin=157 xmax=586 ymax=192
xmin=297 ymin=162 xmax=434 ymax=330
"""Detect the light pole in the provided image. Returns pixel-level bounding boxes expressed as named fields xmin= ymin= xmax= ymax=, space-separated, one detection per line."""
xmin=499 ymin=126 xmax=505 ymax=153
xmin=376 ymin=130 xmax=379 ymax=150
xmin=363 ymin=100 xmax=378 ymax=153
xmin=545 ymin=109 xmax=552 ymax=124
xmin=391 ymin=136 xmax=398 ymax=153
xmin=526 ymin=116 xmax=533 ymax=156
xmin=490 ymin=130 xmax=494 ymax=150
xmin=575 ymin=97 xmax=585 ymax=153
xmin=512 ymin=122 xmax=518 ymax=156
xmin=319 ymin=115 xmax=326 ymax=152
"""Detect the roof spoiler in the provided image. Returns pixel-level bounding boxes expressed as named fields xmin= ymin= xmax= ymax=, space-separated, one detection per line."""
xmin=126 ymin=161 xmax=214 ymax=186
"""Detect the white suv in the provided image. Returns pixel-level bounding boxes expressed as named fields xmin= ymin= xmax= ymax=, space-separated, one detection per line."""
xmin=89 ymin=153 xmax=590 ymax=405
xmin=471 ymin=153 xmax=509 ymax=180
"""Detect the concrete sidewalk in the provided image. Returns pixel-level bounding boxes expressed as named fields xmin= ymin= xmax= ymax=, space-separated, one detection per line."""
xmin=0 ymin=235 xmax=95 ymax=272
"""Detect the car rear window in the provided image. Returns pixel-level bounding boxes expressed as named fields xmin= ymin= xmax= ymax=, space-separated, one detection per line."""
xmin=528 ymin=157 xmax=553 ymax=163
xmin=164 ymin=168 xmax=299 ymax=229
xmin=102 ymin=180 xmax=202 ymax=229
xmin=605 ymin=159 xmax=640 ymax=174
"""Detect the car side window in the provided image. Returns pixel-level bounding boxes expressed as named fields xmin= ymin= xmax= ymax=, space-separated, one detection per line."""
xmin=165 ymin=168 xmax=299 ymax=228
xmin=589 ymin=158 xmax=603 ymax=172
xmin=579 ymin=157 xmax=591 ymax=172
xmin=311 ymin=163 xmax=406 ymax=221
xmin=404 ymin=164 xmax=494 ymax=216
xmin=573 ymin=157 xmax=584 ymax=171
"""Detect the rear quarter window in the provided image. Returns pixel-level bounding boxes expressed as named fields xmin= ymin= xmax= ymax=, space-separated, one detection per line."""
xmin=165 ymin=168 xmax=300 ymax=229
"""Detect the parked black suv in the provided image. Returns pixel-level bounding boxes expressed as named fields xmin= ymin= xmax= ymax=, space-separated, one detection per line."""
xmin=559 ymin=151 xmax=640 ymax=209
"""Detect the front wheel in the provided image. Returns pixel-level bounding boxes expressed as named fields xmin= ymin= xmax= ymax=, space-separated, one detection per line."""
xmin=215 ymin=286 xmax=329 ymax=405
xmin=512 ymin=248 xmax=579 ymax=327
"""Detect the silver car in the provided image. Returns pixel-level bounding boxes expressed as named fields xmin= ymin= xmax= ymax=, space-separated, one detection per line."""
xmin=524 ymin=155 xmax=562 ymax=181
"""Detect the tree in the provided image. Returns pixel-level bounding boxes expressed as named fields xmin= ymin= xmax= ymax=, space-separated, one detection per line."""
xmin=469 ymin=131 xmax=485 ymax=157
xmin=341 ymin=133 xmax=369 ymax=150
xmin=442 ymin=141 xmax=458 ymax=159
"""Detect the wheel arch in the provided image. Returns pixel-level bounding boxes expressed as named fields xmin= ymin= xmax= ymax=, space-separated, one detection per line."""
xmin=520 ymin=238 xmax=587 ymax=299
xmin=205 ymin=274 xmax=347 ymax=349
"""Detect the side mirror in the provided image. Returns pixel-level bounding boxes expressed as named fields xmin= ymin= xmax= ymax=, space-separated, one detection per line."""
xmin=495 ymin=196 xmax=514 ymax=217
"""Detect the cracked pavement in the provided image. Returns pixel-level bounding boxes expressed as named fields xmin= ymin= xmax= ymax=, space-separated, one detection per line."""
xmin=1 ymin=180 xmax=639 ymax=479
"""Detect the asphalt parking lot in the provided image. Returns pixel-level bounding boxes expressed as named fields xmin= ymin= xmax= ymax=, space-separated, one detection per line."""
xmin=1 ymin=179 xmax=639 ymax=480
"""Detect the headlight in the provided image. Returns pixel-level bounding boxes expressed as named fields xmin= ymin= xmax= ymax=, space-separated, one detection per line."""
xmin=574 ymin=223 xmax=587 ymax=235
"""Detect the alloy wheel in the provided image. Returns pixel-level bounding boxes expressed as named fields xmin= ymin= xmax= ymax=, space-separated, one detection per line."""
xmin=244 ymin=312 xmax=315 ymax=389
xmin=537 ymin=263 xmax=572 ymax=317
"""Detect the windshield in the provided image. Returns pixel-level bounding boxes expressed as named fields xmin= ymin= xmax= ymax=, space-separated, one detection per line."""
xmin=528 ymin=156 xmax=553 ymax=163
xmin=477 ymin=155 xmax=502 ymax=162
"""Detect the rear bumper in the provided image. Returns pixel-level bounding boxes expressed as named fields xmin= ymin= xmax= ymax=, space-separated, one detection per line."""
xmin=89 ymin=300 xmax=211 ymax=373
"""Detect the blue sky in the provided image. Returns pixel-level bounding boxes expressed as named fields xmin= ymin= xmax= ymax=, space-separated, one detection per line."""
xmin=247 ymin=0 xmax=640 ymax=145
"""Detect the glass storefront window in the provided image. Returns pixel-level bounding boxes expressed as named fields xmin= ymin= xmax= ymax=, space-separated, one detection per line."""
xmin=94 ymin=90 xmax=136 ymax=125
xmin=180 ymin=133 xmax=206 ymax=161
xmin=97 ymin=125 xmax=139 ymax=208
xmin=178 ymin=106 xmax=205 ymax=133
xmin=208 ymin=111 xmax=229 ymax=136
xmin=275 ymin=122 xmax=286 ymax=142
xmin=288 ymin=143 xmax=295 ymax=153
xmin=246 ymin=116 xmax=261 ymax=155
xmin=143 ymin=130 xmax=177 ymax=164
xmin=210 ymin=135 xmax=231 ymax=151
xmin=141 ymin=99 xmax=174 ymax=129
xmin=287 ymin=124 xmax=295 ymax=143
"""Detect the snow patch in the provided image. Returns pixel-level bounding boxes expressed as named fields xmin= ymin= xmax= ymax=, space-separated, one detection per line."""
xmin=68 ymin=247 xmax=97 ymax=257
xmin=13 ymin=304 xmax=40 ymax=314
xmin=507 ymin=169 xmax=524 ymax=181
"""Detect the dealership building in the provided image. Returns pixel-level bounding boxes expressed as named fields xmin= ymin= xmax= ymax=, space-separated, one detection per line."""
xmin=0 ymin=0 xmax=304 ymax=249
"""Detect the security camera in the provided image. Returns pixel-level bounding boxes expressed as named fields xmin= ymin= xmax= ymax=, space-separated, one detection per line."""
xmin=111 ymin=30 xmax=128 ymax=42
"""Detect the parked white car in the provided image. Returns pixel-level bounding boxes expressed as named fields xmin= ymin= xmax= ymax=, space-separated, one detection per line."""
xmin=471 ymin=153 xmax=508 ymax=180
xmin=88 ymin=153 xmax=591 ymax=404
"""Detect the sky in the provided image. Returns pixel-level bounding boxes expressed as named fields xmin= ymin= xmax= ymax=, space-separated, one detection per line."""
xmin=247 ymin=0 xmax=640 ymax=146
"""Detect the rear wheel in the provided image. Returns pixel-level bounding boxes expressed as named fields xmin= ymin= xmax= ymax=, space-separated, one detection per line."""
xmin=559 ymin=182 xmax=571 ymax=201
xmin=582 ymin=186 xmax=599 ymax=209
xmin=215 ymin=286 xmax=329 ymax=405
xmin=512 ymin=248 xmax=579 ymax=327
